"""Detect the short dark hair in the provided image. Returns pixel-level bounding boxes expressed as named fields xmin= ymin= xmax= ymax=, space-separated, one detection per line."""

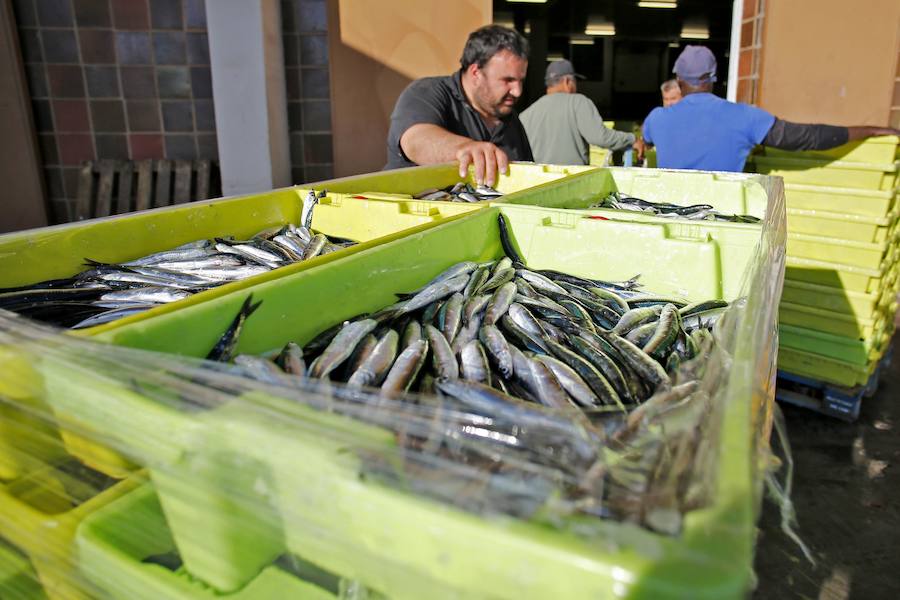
xmin=460 ymin=25 xmax=529 ymax=71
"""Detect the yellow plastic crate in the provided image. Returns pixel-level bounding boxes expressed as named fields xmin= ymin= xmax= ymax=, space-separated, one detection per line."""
xmin=315 ymin=161 xmax=596 ymax=198
xmin=0 ymin=459 xmax=141 ymax=600
xmin=786 ymin=206 xmax=898 ymax=243
xmin=778 ymin=301 xmax=892 ymax=339
xmin=751 ymin=156 xmax=898 ymax=190
xmin=782 ymin=183 xmax=897 ymax=218
xmin=763 ymin=135 xmax=899 ymax=164
xmin=588 ymin=145 xmax=611 ymax=166
xmin=0 ymin=540 xmax=47 ymax=599
xmin=786 ymin=230 xmax=895 ymax=271
xmin=777 ymin=346 xmax=877 ymax=388
xmin=781 ymin=276 xmax=899 ymax=318
xmin=779 ymin=322 xmax=893 ymax=366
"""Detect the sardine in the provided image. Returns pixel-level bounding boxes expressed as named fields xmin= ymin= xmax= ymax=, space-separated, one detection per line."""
xmin=206 ymin=295 xmax=262 ymax=362
xmin=308 ymin=318 xmax=378 ymax=378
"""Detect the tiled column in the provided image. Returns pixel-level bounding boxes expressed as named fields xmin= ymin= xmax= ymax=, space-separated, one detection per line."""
xmin=207 ymin=0 xmax=290 ymax=195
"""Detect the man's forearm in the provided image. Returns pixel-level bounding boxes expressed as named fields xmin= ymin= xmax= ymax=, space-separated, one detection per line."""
xmin=400 ymin=124 xmax=471 ymax=165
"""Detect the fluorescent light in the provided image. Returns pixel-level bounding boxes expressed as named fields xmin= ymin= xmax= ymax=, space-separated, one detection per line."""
xmin=569 ymin=35 xmax=595 ymax=45
xmin=547 ymin=53 xmax=565 ymax=61
xmin=638 ymin=1 xmax=677 ymax=8
xmin=680 ymin=28 xmax=710 ymax=39
xmin=506 ymin=0 xmax=547 ymax=3
xmin=585 ymin=26 xmax=616 ymax=36
xmin=668 ymin=42 xmax=680 ymax=48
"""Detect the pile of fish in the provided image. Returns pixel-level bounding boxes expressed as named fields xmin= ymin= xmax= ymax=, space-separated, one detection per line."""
xmin=591 ymin=191 xmax=761 ymax=223
xmin=413 ymin=182 xmax=504 ymax=203
xmin=215 ymin=215 xmax=727 ymax=420
xmin=0 ymin=191 xmax=355 ymax=329
xmin=205 ymin=214 xmax=730 ymax=529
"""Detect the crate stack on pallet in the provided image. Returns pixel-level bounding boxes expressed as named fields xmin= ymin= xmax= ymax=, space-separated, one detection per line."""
xmin=750 ymin=136 xmax=900 ymax=420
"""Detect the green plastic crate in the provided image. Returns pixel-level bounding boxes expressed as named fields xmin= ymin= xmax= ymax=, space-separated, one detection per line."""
xmin=779 ymin=323 xmax=892 ymax=366
xmin=778 ymin=301 xmax=891 ymax=339
xmin=750 ymin=155 xmax=898 ymax=190
xmin=495 ymin=168 xmax=770 ymax=221
xmin=43 ymin=197 xmax=783 ymax=599
xmin=0 ymin=540 xmax=47 ymax=599
xmin=786 ymin=206 xmax=898 ymax=243
xmin=0 ymin=459 xmax=141 ymax=600
xmin=786 ymin=231 xmax=894 ymax=270
xmin=763 ymin=135 xmax=899 ymax=164
xmin=76 ymin=483 xmax=337 ymax=600
xmin=785 ymin=255 xmax=893 ymax=294
xmin=776 ymin=346 xmax=876 ymax=388
xmin=314 ymin=161 xmax=596 ymax=199
xmin=782 ymin=183 xmax=897 ymax=218
xmin=0 ymin=190 xmax=481 ymax=478
xmin=0 ymin=189 xmax=481 ymax=334
xmin=781 ymin=277 xmax=898 ymax=318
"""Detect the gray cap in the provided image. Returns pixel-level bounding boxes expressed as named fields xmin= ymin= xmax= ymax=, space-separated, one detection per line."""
xmin=545 ymin=59 xmax=585 ymax=83
xmin=673 ymin=45 xmax=717 ymax=85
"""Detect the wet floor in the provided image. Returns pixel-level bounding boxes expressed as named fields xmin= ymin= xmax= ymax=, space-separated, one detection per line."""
xmin=754 ymin=342 xmax=900 ymax=599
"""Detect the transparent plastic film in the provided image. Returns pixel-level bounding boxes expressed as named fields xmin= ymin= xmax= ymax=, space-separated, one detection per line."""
xmin=0 ymin=178 xmax=786 ymax=599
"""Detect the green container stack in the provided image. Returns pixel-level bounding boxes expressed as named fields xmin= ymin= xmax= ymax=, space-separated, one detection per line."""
xmin=749 ymin=135 xmax=900 ymax=389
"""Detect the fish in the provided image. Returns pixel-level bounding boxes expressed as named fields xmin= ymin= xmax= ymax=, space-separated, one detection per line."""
xmin=206 ymin=295 xmax=263 ymax=362
xmin=483 ymin=282 xmax=517 ymax=326
xmin=479 ymin=325 xmax=513 ymax=379
xmin=308 ymin=318 xmax=378 ymax=378
xmin=275 ymin=342 xmax=306 ymax=376
xmin=460 ymin=340 xmax=491 ymax=383
xmin=425 ymin=324 xmax=459 ymax=380
xmin=400 ymin=274 xmax=470 ymax=314
xmin=347 ymin=330 xmax=399 ymax=388
xmin=381 ymin=339 xmax=429 ymax=394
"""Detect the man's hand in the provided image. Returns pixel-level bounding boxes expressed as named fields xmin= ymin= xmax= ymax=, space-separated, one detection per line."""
xmin=632 ymin=138 xmax=647 ymax=162
xmin=847 ymin=126 xmax=900 ymax=141
xmin=456 ymin=141 xmax=509 ymax=187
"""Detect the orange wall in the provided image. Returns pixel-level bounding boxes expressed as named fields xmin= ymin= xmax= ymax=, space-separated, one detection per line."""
xmin=758 ymin=0 xmax=900 ymax=125
xmin=327 ymin=0 xmax=491 ymax=176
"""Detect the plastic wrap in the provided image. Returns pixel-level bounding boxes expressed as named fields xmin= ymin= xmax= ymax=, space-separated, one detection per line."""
xmin=0 ymin=178 xmax=786 ymax=600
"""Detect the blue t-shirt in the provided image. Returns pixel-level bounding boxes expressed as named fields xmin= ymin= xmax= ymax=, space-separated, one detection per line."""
xmin=642 ymin=93 xmax=776 ymax=172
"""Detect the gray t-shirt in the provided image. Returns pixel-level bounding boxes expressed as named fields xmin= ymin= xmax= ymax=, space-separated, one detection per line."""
xmin=520 ymin=93 xmax=635 ymax=165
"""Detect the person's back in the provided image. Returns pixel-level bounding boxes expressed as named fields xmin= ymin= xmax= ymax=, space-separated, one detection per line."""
xmin=521 ymin=59 xmax=634 ymax=165
xmin=522 ymin=93 xmax=598 ymax=164
xmin=642 ymin=93 xmax=773 ymax=172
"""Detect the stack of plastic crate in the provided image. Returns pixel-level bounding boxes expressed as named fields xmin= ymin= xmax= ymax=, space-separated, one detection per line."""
xmin=750 ymin=135 xmax=900 ymax=418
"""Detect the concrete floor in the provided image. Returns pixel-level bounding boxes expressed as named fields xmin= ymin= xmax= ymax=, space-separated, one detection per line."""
xmin=753 ymin=343 xmax=900 ymax=599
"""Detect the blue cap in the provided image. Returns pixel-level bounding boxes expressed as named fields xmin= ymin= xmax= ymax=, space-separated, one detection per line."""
xmin=673 ymin=45 xmax=717 ymax=85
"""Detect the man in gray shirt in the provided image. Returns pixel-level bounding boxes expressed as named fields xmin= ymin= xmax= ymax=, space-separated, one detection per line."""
xmin=520 ymin=60 xmax=636 ymax=165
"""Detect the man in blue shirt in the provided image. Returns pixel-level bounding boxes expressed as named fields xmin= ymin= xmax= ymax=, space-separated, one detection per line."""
xmin=640 ymin=46 xmax=898 ymax=172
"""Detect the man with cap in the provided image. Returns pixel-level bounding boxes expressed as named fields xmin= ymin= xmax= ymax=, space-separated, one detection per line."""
xmin=385 ymin=25 xmax=532 ymax=186
xmin=520 ymin=59 xmax=637 ymax=165
xmin=640 ymin=45 xmax=899 ymax=172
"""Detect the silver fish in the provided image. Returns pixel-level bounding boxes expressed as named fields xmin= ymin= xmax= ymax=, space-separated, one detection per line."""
xmin=348 ymin=330 xmax=399 ymax=388
xmin=425 ymin=324 xmax=458 ymax=380
xmin=402 ymin=274 xmax=470 ymax=314
xmin=99 ymin=287 xmax=192 ymax=304
xmin=301 ymin=233 xmax=327 ymax=261
xmin=460 ymin=340 xmax=490 ymax=383
xmin=381 ymin=339 xmax=428 ymax=394
xmin=478 ymin=324 xmax=513 ymax=379
xmin=483 ymin=282 xmax=516 ymax=325
xmin=309 ymin=319 xmax=378 ymax=378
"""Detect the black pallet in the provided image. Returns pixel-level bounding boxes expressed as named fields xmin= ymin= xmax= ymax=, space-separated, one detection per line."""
xmin=775 ymin=348 xmax=892 ymax=422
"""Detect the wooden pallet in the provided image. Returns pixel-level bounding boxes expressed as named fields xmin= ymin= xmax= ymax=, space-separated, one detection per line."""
xmin=75 ymin=159 xmax=215 ymax=221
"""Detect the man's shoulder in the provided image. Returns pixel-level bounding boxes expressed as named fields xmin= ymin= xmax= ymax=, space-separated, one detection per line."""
xmin=405 ymin=75 xmax=454 ymax=97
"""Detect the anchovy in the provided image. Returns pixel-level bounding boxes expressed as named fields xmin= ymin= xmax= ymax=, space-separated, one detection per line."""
xmin=276 ymin=342 xmax=306 ymax=376
xmin=308 ymin=318 xmax=378 ymax=378
xmin=425 ymin=324 xmax=459 ymax=380
xmin=642 ymin=304 xmax=681 ymax=358
xmin=438 ymin=292 xmax=464 ymax=344
xmin=207 ymin=295 xmax=263 ymax=362
xmin=484 ymin=282 xmax=517 ymax=326
xmin=348 ymin=329 xmax=399 ymax=388
xmin=460 ymin=340 xmax=491 ymax=383
xmin=381 ymin=339 xmax=429 ymax=394
xmin=100 ymin=287 xmax=192 ymax=304
xmin=301 ymin=233 xmax=328 ymax=261
xmin=479 ymin=325 xmax=513 ymax=379
xmin=400 ymin=274 xmax=470 ymax=313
